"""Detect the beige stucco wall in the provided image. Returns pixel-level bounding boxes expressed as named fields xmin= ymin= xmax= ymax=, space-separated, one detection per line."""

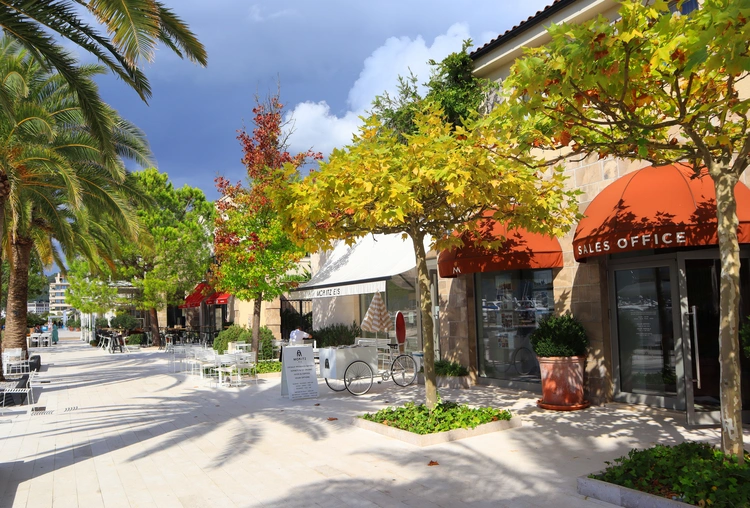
xmin=233 ymin=297 xmax=282 ymax=340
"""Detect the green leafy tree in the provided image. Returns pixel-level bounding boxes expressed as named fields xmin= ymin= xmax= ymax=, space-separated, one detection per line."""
xmin=65 ymin=257 xmax=120 ymax=316
xmin=115 ymin=168 xmax=213 ymax=346
xmin=0 ymin=1 xmax=207 ymax=155
xmin=0 ymin=41 xmax=150 ymax=364
xmin=280 ymin=46 xmax=580 ymax=409
xmin=214 ymin=94 xmax=319 ymax=356
xmin=492 ymin=0 xmax=749 ymax=460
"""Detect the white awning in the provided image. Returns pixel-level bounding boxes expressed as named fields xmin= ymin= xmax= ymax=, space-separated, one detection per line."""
xmin=291 ymin=234 xmax=426 ymax=299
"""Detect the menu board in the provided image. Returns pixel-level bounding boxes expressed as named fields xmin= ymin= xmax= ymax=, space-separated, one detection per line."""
xmin=281 ymin=346 xmax=319 ymax=400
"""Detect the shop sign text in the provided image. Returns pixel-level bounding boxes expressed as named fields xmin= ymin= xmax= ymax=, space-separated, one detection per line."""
xmin=577 ymin=231 xmax=687 ymax=257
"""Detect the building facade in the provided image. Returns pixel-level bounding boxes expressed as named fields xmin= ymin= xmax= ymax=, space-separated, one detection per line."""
xmin=436 ymin=0 xmax=750 ymax=425
xmin=49 ymin=273 xmax=72 ymax=317
xmin=27 ymin=300 xmax=50 ymax=314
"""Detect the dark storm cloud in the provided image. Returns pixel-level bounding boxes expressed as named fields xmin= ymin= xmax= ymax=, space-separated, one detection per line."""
xmin=93 ymin=0 xmax=554 ymax=200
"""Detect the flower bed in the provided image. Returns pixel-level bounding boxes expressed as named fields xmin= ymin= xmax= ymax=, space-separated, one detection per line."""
xmin=590 ymin=442 xmax=750 ymax=507
xmin=360 ymin=401 xmax=511 ymax=435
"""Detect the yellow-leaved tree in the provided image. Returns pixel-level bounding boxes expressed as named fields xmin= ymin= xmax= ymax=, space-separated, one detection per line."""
xmin=279 ymin=93 xmax=579 ymax=408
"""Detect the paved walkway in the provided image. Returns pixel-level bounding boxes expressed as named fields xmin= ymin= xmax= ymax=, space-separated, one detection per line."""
xmin=1 ymin=340 xmax=748 ymax=508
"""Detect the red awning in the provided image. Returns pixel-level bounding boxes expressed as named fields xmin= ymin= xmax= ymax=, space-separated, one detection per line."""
xmin=438 ymin=215 xmax=564 ymax=278
xmin=573 ymin=163 xmax=750 ymax=261
xmin=178 ymin=282 xmax=212 ymax=309
xmin=205 ymin=292 xmax=231 ymax=305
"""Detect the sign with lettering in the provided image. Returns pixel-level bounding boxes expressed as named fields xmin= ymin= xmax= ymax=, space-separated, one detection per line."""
xmin=281 ymin=345 xmax=319 ymax=400
xmin=574 ymin=230 xmax=689 ymax=260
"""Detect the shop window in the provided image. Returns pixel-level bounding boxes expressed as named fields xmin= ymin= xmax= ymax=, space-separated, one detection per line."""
xmin=358 ymin=268 xmax=419 ymax=352
xmin=476 ymin=269 xmax=553 ymax=383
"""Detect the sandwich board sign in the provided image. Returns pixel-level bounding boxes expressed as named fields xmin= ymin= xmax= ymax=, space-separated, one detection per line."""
xmin=281 ymin=345 xmax=319 ymax=400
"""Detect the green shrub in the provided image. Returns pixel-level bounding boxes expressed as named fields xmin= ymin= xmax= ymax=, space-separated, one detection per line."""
xmin=89 ymin=339 xmax=98 ymax=347
xmin=214 ymin=325 xmax=275 ymax=355
xmin=125 ymin=334 xmax=145 ymax=345
xmin=95 ymin=317 xmax=109 ymax=329
xmin=433 ymin=359 xmax=469 ymax=377
xmin=111 ymin=312 xmax=138 ymax=331
xmin=27 ymin=313 xmax=47 ymax=327
xmin=251 ymin=360 xmax=282 ymax=374
xmin=530 ymin=313 xmax=588 ymax=357
xmin=314 ymin=322 xmax=360 ymax=348
xmin=740 ymin=315 xmax=750 ymax=359
xmin=593 ymin=442 xmax=750 ymax=506
xmin=361 ymin=401 xmax=512 ymax=435
xmin=66 ymin=318 xmax=81 ymax=329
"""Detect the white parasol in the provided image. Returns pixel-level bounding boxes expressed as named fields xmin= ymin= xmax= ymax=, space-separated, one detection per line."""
xmin=360 ymin=292 xmax=391 ymax=335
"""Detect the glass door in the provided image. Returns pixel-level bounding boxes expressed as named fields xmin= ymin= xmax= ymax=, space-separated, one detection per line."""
xmin=613 ymin=264 xmax=680 ymax=406
xmin=683 ymin=257 xmax=750 ymax=425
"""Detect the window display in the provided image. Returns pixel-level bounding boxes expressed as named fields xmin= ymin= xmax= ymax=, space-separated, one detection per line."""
xmin=477 ymin=269 xmax=554 ymax=383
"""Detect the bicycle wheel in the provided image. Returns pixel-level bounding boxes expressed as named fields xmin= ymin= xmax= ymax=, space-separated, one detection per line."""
xmin=513 ymin=347 xmax=537 ymax=376
xmin=325 ymin=377 xmax=346 ymax=392
xmin=344 ymin=360 xmax=373 ymax=395
xmin=390 ymin=355 xmax=417 ymax=387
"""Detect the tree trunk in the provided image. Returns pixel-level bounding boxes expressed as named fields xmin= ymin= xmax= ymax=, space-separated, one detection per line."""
xmin=251 ymin=294 xmax=262 ymax=364
xmin=149 ymin=307 xmax=160 ymax=347
xmin=711 ymin=168 xmax=744 ymax=463
xmin=411 ymin=231 xmax=438 ymax=409
xmin=0 ymin=179 xmax=8 ymax=380
xmin=4 ymin=239 xmax=34 ymax=357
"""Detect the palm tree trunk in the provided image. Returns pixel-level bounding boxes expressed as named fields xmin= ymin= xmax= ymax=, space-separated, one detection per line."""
xmin=411 ymin=231 xmax=438 ymax=410
xmin=4 ymin=239 xmax=33 ymax=356
xmin=0 ymin=178 xmax=8 ymax=380
xmin=149 ymin=308 xmax=160 ymax=347
xmin=712 ymin=168 xmax=744 ymax=463
xmin=251 ymin=294 xmax=262 ymax=364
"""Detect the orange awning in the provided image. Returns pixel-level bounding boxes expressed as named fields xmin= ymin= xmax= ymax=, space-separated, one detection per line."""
xmin=179 ymin=282 xmax=212 ymax=309
xmin=438 ymin=215 xmax=564 ymax=278
xmin=573 ymin=163 xmax=750 ymax=261
xmin=205 ymin=292 xmax=231 ymax=305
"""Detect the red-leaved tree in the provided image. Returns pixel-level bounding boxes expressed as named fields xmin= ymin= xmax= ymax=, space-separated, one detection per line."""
xmin=214 ymin=93 xmax=321 ymax=356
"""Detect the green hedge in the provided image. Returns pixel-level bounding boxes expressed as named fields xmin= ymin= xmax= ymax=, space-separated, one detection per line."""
xmin=214 ymin=325 xmax=275 ymax=360
xmin=593 ymin=442 xmax=750 ymax=507
xmin=530 ymin=313 xmax=588 ymax=357
xmin=125 ymin=333 xmax=145 ymax=346
xmin=314 ymin=322 xmax=360 ymax=348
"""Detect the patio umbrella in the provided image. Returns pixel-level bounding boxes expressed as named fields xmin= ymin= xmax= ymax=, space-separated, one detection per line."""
xmin=361 ymin=292 xmax=391 ymax=336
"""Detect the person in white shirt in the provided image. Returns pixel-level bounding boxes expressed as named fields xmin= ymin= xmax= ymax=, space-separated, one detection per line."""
xmin=289 ymin=327 xmax=311 ymax=345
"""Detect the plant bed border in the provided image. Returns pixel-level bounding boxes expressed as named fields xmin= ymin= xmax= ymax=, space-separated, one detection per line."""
xmin=351 ymin=414 xmax=522 ymax=446
xmin=416 ymin=374 xmax=472 ymax=389
xmin=577 ymin=475 xmax=692 ymax=508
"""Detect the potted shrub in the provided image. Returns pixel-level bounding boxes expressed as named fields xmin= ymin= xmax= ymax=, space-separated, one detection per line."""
xmin=417 ymin=359 xmax=472 ymax=388
xmin=530 ymin=313 xmax=590 ymax=411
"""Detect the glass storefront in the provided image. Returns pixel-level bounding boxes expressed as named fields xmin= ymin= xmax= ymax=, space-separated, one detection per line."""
xmin=614 ymin=267 xmax=676 ymax=396
xmin=476 ymin=269 xmax=554 ymax=383
xmin=358 ymin=268 xmax=420 ymax=352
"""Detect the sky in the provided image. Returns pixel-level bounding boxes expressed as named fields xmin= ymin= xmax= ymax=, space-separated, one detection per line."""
xmin=85 ymin=1 xmax=554 ymax=202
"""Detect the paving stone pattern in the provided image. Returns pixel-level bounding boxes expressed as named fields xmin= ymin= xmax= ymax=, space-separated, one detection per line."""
xmin=1 ymin=340 xmax=747 ymax=507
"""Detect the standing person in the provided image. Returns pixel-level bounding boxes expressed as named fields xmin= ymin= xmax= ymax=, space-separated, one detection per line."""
xmin=51 ymin=322 xmax=59 ymax=345
xmin=289 ymin=326 xmax=312 ymax=345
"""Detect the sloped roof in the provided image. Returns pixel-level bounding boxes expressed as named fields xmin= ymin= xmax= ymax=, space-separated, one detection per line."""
xmin=470 ymin=0 xmax=576 ymax=60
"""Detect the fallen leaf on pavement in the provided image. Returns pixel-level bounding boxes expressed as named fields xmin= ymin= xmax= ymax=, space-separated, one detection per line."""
xmin=428 ymin=461 xmax=439 ymax=466
xmin=327 ymin=417 xmax=338 ymax=421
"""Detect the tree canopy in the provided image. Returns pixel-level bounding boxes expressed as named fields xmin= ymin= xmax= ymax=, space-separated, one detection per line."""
xmin=490 ymin=0 xmax=750 ymax=459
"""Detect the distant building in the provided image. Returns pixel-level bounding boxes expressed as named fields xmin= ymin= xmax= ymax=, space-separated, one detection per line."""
xmin=27 ymin=301 xmax=50 ymax=314
xmin=49 ymin=273 xmax=72 ymax=317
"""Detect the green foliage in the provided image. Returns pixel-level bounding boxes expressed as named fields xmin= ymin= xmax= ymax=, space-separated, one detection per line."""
xmin=530 ymin=314 xmax=588 ymax=357
xmin=65 ymin=258 xmax=121 ymax=314
xmin=213 ymin=325 xmax=250 ymax=353
xmin=594 ymin=442 xmax=750 ymax=506
xmin=95 ymin=317 xmax=110 ymax=329
xmin=125 ymin=334 xmax=145 ymax=346
xmin=361 ymin=401 xmax=512 ymax=435
xmin=2 ymin=259 xmax=48 ymax=308
xmin=258 ymin=331 xmax=274 ymax=361
xmin=111 ymin=312 xmax=138 ymax=331
xmin=434 ymin=359 xmax=469 ymax=377
xmin=314 ymin=322 xmax=360 ymax=348
xmin=27 ymin=313 xmax=47 ymax=327
xmin=66 ymin=318 xmax=81 ymax=329
xmin=250 ymin=360 xmax=282 ymax=374
xmin=739 ymin=316 xmax=750 ymax=359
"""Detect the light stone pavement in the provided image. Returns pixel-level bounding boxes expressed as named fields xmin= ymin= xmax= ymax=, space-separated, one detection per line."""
xmin=1 ymin=336 xmax=748 ymax=508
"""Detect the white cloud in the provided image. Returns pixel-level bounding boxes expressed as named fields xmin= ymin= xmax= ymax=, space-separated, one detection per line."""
xmin=248 ymin=5 xmax=296 ymax=22
xmin=285 ymin=23 xmax=471 ymax=156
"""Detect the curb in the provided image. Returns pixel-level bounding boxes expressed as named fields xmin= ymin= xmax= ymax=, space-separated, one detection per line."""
xmin=577 ymin=476 xmax=692 ymax=507
xmin=351 ymin=415 xmax=522 ymax=447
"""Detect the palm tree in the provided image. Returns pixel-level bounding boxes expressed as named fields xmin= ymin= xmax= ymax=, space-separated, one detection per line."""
xmin=0 ymin=39 xmax=152 ymax=361
xmin=0 ymin=1 xmax=207 ymax=155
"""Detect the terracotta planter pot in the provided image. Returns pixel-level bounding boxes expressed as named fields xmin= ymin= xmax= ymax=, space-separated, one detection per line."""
xmin=537 ymin=356 xmax=590 ymax=411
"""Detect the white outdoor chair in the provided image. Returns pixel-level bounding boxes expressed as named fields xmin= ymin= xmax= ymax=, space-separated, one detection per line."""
xmin=3 ymin=349 xmax=29 ymax=376
xmin=1 ymin=371 xmax=35 ymax=416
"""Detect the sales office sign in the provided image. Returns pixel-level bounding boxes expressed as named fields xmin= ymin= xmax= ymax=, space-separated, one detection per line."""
xmin=575 ymin=231 xmax=688 ymax=258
